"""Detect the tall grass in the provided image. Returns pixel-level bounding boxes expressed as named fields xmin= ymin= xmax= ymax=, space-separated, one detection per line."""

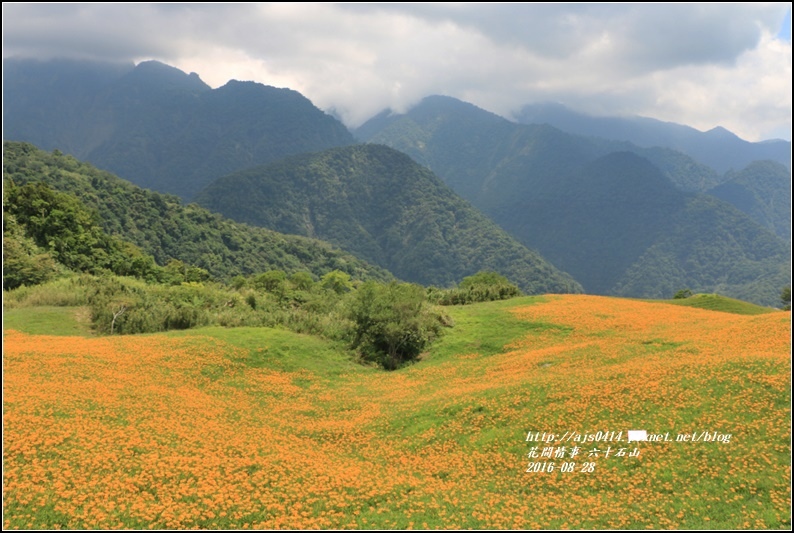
xmin=3 ymin=275 xmax=92 ymax=309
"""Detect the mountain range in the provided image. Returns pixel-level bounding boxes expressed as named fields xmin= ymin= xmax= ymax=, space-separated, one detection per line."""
xmin=3 ymin=58 xmax=354 ymax=200
xmin=195 ymin=143 xmax=581 ymax=293
xmin=356 ymin=96 xmax=790 ymax=305
xmin=514 ymin=102 xmax=791 ymax=174
xmin=3 ymin=58 xmax=790 ymax=306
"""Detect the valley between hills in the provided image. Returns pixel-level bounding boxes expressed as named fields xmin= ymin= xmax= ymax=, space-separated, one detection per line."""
xmin=2 ymin=57 xmax=791 ymax=530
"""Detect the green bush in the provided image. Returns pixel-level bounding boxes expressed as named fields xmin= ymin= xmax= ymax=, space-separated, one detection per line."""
xmin=321 ymin=270 xmax=353 ymax=294
xmin=289 ymin=271 xmax=314 ymax=291
xmin=347 ymin=282 xmax=443 ymax=370
xmin=87 ymin=277 xmax=235 ymax=335
xmin=428 ymin=271 xmax=522 ymax=305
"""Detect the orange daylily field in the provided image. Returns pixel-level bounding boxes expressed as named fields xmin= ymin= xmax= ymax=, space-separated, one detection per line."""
xmin=3 ymin=295 xmax=791 ymax=529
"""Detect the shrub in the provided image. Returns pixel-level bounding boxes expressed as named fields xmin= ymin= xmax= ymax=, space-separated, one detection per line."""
xmin=320 ymin=270 xmax=353 ymax=294
xmin=428 ymin=271 xmax=522 ymax=305
xmin=347 ymin=282 xmax=443 ymax=370
xmin=673 ymin=289 xmax=693 ymax=299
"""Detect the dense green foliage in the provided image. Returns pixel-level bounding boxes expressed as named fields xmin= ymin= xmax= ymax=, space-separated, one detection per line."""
xmin=4 ymin=182 xmax=161 ymax=285
xmin=4 ymin=58 xmax=355 ymax=199
xmin=195 ymin=144 xmax=582 ymax=294
xmin=2 ymin=211 xmax=61 ymax=290
xmin=4 ymin=272 xmax=335 ymax=337
xmin=3 ymin=142 xmax=392 ymax=284
xmin=347 ymin=282 xmax=445 ymax=370
xmin=708 ymin=160 xmax=791 ymax=241
xmin=357 ymin=96 xmax=790 ymax=306
xmin=427 ymin=271 xmax=522 ymax=305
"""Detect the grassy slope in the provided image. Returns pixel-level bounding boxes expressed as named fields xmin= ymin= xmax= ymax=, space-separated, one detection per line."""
xmin=646 ymin=293 xmax=779 ymax=315
xmin=2 ymin=306 xmax=94 ymax=336
xmin=4 ymin=295 xmax=791 ymax=529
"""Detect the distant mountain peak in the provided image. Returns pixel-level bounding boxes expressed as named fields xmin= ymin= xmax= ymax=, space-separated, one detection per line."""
xmin=3 ymin=58 xmax=354 ymax=199
xmin=125 ymin=60 xmax=210 ymax=92
xmin=417 ymin=95 xmax=500 ymax=116
xmin=704 ymin=125 xmax=739 ymax=140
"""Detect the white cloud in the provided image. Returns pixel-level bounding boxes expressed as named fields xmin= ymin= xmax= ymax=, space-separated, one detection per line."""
xmin=644 ymin=31 xmax=792 ymax=141
xmin=3 ymin=2 xmax=791 ymax=141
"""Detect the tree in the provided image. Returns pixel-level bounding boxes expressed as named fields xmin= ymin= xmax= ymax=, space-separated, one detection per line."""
xmin=320 ymin=270 xmax=352 ymax=294
xmin=254 ymin=270 xmax=287 ymax=292
xmin=429 ymin=270 xmax=521 ymax=305
xmin=289 ymin=271 xmax=314 ymax=291
xmin=673 ymin=288 xmax=693 ymax=299
xmin=347 ymin=282 xmax=443 ymax=370
xmin=460 ymin=270 xmax=512 ymax=290
xmin=782 ymin=286 xmax=791 ymax=311
xmin=2 ymin=212 xmax=60 ymax=290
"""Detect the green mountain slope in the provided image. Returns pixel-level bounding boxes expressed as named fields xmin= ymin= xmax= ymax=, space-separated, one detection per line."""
xmin=707 ymin=160 xmax=791 ymax=242
xmin=357 ymin=96 xmax=790 ymax=305
xmin=195 ymin=144 xmax=583 ymax=294
xmin=3 ymin=142 xmax=391 ymax=283
xmin=356 ymin=96 xmax=719 ymax=206
xmin=2 ymin=58 xmax=136 ymax=156
xmin=3 ymin=58 xmax=355 ymax=200
xmin=495 ymin=151 xmax=685 ymax=293
xmin=613 ymin=195 xmax=790 ymax=306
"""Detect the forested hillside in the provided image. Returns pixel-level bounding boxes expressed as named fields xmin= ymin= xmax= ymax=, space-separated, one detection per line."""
xmin=195 ymin=144 xmax=582 ymax=294
xmin=707 ymin=160 xmax=791 ymax=242
xmin=3 ymin=142 xmax=391 ymax=283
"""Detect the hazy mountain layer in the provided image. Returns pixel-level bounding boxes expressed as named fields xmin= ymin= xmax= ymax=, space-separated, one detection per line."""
xmin=3 ymin=58 xmax=355 ymax=200
xmin=514 ymin=102 xmax=791 ymax=174
xmin=707 ymin=160 xmax=791 ymax=242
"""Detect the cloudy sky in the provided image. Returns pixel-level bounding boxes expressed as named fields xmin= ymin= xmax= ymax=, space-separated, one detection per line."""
xmin=3 ymin=3 xmax=792 ymax=141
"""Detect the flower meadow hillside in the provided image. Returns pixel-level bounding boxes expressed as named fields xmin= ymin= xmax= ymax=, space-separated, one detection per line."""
xmin=3 ymin=295 xmax=790 ymax=529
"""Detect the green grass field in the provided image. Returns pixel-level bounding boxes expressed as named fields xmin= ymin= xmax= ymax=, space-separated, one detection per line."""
xmin=3 ymin=305 xmax=94 ymax=336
